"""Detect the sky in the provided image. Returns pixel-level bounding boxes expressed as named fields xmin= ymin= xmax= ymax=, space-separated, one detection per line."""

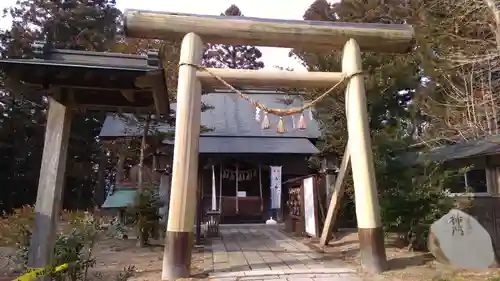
xmin=0 ymin=0 xmax=319 ymax=71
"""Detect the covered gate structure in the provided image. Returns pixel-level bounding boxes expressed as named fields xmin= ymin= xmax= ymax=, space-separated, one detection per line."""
xmin=0 ymin=44 xmax=171 ymax=276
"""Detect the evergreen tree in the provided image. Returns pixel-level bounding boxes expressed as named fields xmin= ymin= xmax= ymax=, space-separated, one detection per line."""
xmin=2 ymin=0 xmax=121 ymax=56
xmin=202 ymin=5 xmax=264 ymax=69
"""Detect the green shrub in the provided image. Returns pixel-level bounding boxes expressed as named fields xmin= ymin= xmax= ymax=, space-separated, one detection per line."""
xmin=127 ymin=187 xmax=161 ymax=246
xmin=0 ymin=205 xmax=35 ymax=247
xmin=16 ymin=212 xmax=102 ymax=281
xmin=2 ymin=207 xmax=135 ymax=281
xmin=373 ymin=133 xmax=463 ymax=251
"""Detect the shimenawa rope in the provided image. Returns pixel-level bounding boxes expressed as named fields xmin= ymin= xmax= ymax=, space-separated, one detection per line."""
xmin=178 ymin=63 xmax=366 ymax=117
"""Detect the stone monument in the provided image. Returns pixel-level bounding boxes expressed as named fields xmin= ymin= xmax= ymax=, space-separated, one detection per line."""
xmin=428 ymin=209 xmax=498 ymax=269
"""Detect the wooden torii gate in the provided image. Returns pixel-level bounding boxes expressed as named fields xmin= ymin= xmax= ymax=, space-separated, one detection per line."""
xmin=123 ymin=9 xmax=415 ymax=279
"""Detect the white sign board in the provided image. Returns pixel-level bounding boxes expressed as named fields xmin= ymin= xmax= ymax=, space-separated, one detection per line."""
xmin=270 ymin=166 xmax=282 ymax=209
xmin=303 ymin=176 xmax=317 ymax=237
xmin=237 ymin=191 xmax=247 ymax=197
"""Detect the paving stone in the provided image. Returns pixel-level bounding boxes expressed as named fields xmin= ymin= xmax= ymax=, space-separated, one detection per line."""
xmin=244 ymin=275 xmax=282 ymax=279
xmin=243 ymin=270 xmax=281 ymax=276
xmin=209 ymin=278 xmax=238 ymax=281
xmin=213 ymin=263 xmax=231 ymax=272
xmin=210 ymin=271 xmax=245 ymax=278
xmin=284 ymin=274 xmax=318 ymax=278
xmin=335 ymin=274 xmax=364 ymax=280
xmin=286 ymin=277 xmax=314 ymax=281
xmin=213 ymin=253 xmax=228 ymax=262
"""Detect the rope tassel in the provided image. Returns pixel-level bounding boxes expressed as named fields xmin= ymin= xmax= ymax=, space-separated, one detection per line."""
xmin=297 ymin=113 xmax=307 ymax=130
xmin=261 ymin=113 xmax=270 ymax=129
xmin=276 ymin=117 xmax=286 ymax=134
xmin=255 ymin=107 xmax=261 ymax=122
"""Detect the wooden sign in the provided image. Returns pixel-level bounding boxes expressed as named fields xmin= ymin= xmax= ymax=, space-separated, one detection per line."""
xmin=270 ymin=166 xmax=282 ymax=209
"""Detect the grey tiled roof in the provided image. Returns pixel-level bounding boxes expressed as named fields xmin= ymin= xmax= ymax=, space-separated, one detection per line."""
xmin=0 ymin=49 xmax=160 ymax=71
xmin=199 ymin=137 xmax=319 ymax=154
xmin=424 ymin=136 xmax=500 ymax=161
xmin=0 ymin=47 xmax=168 ymax=114
xmin=99 ymin=89 xmax=321 ymax=138
xmin=99 ymin=114 xmax=174 ymax=137
xmin=401 ymin=135 xmax=500 ymax=165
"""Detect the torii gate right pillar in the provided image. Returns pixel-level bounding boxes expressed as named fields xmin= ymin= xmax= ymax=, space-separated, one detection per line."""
xmin=343 ymin=38 xmax=387 ymax=272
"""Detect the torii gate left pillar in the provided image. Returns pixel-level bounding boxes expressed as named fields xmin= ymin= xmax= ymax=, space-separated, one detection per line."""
xmin=161 ymin=32 xmax=204 ymax=280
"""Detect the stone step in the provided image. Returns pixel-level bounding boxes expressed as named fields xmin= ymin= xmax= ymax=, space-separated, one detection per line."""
xmin=209 ymin=268 xmax=357 ymax=278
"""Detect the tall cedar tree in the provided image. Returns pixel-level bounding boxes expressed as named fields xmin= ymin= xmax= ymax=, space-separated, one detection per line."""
xmin=202 ymin=5 xmax=264 ymax=69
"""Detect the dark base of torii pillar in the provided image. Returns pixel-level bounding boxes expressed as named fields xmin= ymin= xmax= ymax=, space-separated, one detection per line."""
xmin=358 ymin=227 xmax=387 ymax=273
xmin=162 ymin=232 xmax=194 ymax=279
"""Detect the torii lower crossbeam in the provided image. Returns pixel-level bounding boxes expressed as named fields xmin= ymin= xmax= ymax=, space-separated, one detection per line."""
xmin=197 ymin=68 xmax=344 ymax=89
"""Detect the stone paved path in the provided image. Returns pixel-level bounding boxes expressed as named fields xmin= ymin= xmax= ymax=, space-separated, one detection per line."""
xmin=201 ymin=224 xmax=363 ymax=281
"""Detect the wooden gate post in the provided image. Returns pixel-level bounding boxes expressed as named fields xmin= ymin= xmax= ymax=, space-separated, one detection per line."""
xmin=162 ymin=32 xmax=204 ymax=280
xmin=28 ymin=97 xmax=72 ymax=276
xmin=342 ymin=39 xmax=387 ymax=273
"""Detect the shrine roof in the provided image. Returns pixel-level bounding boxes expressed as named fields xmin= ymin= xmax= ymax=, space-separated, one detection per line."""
xmin=101 ymin=188 xmax=137 ymax=209
xmin=99 ymin=89 xmax=321 ymax=155
xmin=0 ymin=43 xmax=169 ymax=115
xmin=99 ymin=89 xmax=322 ymax=139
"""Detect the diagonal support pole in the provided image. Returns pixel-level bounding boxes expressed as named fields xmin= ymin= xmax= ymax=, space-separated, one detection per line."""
xmin=319 ymin=143 xmax=350 ymax=247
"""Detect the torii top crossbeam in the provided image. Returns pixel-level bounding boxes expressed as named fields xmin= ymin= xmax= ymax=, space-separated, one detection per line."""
xmin=124 ymin=9 xmax=415 ymax=54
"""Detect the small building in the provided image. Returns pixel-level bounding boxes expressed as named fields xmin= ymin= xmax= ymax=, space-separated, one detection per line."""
xmin=99 ymin=88 xmax=321 ymax=224
xmin=408 ymin=136 xmax=500 ymax=253
xmin=408 ymin=136 xmax=500 ymax=196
